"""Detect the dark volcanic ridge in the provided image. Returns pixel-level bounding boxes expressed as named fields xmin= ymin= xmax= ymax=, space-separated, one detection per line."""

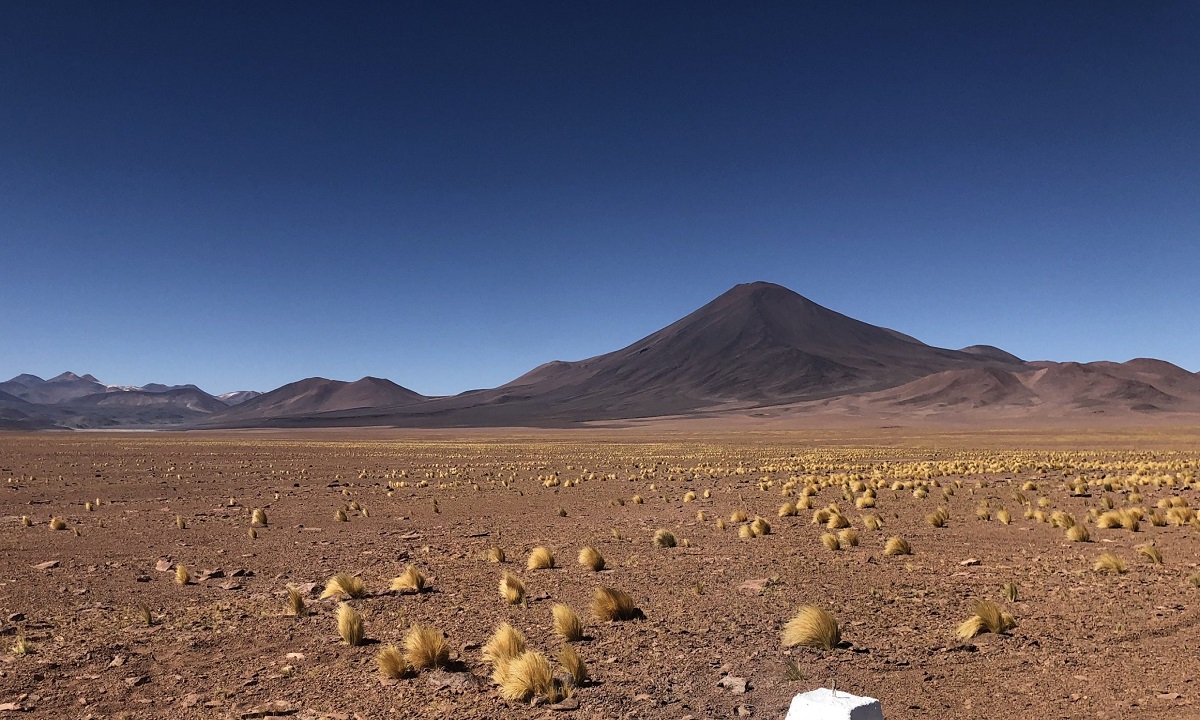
xmin=7 ymin=282 xmax=1199 ymax=429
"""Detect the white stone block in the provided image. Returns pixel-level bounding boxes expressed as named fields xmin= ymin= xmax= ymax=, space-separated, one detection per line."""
xmin=784 ymin=687 xmax=883 ymax=720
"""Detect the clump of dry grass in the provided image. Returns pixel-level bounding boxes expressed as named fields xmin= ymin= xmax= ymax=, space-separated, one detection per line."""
xmin=682 ymin=491 xmax=696 ymax=503
xmin=552 ymin=603 xmax=584 ymax=641
xmin=251 ymin=508 xmax=268 ymax=526
xmin=376 ymin=644 xmax=411 ymax=679
xmin=1067 ymin=524 xmax=1090 ymax=542
xmin=825 ymin=513 xmax=850 ymax=530
xmin=11 ymin=638 xmax=32 ymax=656
xmin=955 ymin=600 xmax=1017 ymax=640
xmin=592 ymin=586 xmax=637 ymax=622
xmin=1096 ymin=510 xmax=1122 ymax=529
xmin=996 ymin=509 xmax=1012 ymax=525
xmin=779 ymin=501 xmax=798 ymax=517
xmin=390 ymin=565 xmax=426 ymax=594
xmin=1094 ymin=552 xmax=1127 ymax=574
xmin=48 ymin=517 xmax=66 ymax=531
xmin=527 ymin=547 xmax=555 ymax=570
xmin=500 ymin=572 xmax=526 ymax=605
xmin=136 ymin=603 xmax=154 ymax=626
xmin=321 ymin=573 xmax=367 ymax=599
xmin=1138 ymin=543 xmax=1163 ymax=565
xmin=696 ymin=510 xmax=709 ymax=521
xmin=631 ymin=495 xmax=644 ymax=504
xmin=404 ymin=625 xmax=449 ymax=670
xmin=337 ymin=602 xmax=364 ymax=646
xmin=20 ymin=515 xmax=32 ymax=527
xmin=838 ymin=528 xmax=859 ymax=547
xmin=488 ymin=546 xmax=505 ymax=563
xmin=750 ymin=517 xmax=772 ymax=536
xmin=1002 ymin=582 xmax=1018 ymax=602
xmin=926 ymin=508 xmax=949 ymax=528
xmin=175 ymin=564 xmax=190 ymax=585
xmin=821 ymin=533 xmax=840 ymax=551
xmin=176 ymin=515 xmax=186 ymax=530
xmin=334 ymin=508 xmax=348 ymax=522
xmin=781 ymin=606 xmax=841 ymax=650
xmin=559 ymin=643 xmax=588 ymax=685
xmin=285 ymin=586 xmax=307 ymax=616
xmin=884 ymin=536 xmax=912 ymax=556
xmin=716 ymin=518 xmax=727 ymax=530
xmin=248 ymin=528 xmax=258 ymax=539
xmin=653 ymin=529 xmax=677 ymax=548
xmin=483 ymin=622 xmax=526 ymax=664
xmin=730 ymin=510 xmax=748 ymax=523
xmin=578 ymin=546 xmax=605 ymax=571
xmin=861 ymin=514 xmax=882 ymax=531
xmin=493 ymin=650 xmax=563 ymax=702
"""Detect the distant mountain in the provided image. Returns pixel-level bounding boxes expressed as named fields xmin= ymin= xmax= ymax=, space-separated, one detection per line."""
xmin=217 ymin=390 xmax=262 ymax=405
xmin=216 ymin=377 xmax=424 ymax=422
xmin=69 ymin=388 xmax=229 ymax=414
xmin=959 ymin=345 xmax=1025 ymax=364
xmin=0 ymin=372 xmax=108 ymax=404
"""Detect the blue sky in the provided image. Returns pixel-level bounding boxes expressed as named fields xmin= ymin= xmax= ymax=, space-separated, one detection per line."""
xmin=2 ymin=2 xmax=1197 ymax=395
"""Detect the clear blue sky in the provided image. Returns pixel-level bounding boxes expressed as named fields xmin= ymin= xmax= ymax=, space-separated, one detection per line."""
xmin=2 ymin=2 xmax=1197 ymax=395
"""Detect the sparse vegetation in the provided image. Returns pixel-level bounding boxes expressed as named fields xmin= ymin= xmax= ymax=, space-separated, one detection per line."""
xmin=337 ymin=602 xmax=364 ymax=645
xmin=781 ymin=606 xmax=841 ymax=650
xmin=527 ymin=546 xmax=555 ymax=570
xmin=404 ymin=624 xmax=449 ymax=670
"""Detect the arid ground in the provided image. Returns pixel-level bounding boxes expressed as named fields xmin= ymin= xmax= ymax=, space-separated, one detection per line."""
xmin=3 ymin=428 xmax=1200 ymax=719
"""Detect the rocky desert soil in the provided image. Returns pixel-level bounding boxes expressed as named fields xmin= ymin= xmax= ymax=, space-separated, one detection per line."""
xmin=2 ymin=428 xmax=1200 ymax=719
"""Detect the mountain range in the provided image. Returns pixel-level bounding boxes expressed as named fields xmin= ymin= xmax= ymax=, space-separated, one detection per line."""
xmin=5 ymin=282 xmax=1199 ymax=430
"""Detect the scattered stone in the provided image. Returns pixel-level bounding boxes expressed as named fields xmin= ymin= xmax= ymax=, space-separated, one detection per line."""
xmin=124 ymin=676 xmax=148 ymax=688
xmin=155 ymin=559 xmax=173 ymax=572
xmin=738 ymin=578 xmax=771 ymax=594
xmin=736 ymin=704 xmax=752 ymax=716
xmin=6 ymin=614 xmax=24 ymax=623
xmin=548 ymin=697 xmax=580 ymax=711
xmin=239 ymin=700 xmax=298 ymax=718
xmin=32 ymin=561 xmax=59 ymax=571
xmin=959 ymin=558 xmax=981 ymax=566
xmin=718 ymin=676 xmax=749 ymax=694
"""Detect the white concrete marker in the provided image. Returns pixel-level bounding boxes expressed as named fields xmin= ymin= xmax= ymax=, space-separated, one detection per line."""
xmin=784 ymin=687 xmax=883 ymax=720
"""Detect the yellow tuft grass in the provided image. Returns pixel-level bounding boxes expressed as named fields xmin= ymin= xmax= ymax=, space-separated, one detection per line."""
xmin=996 ymin=509 xmax=1012 ymax=525
xmin=1094 ymin=552 xmax=1127 ymax=574
xmin=955 ymin=600 xmax=1017 ymax=640
xmin=176 ymin=515 xmax=186 ymax=530
xmin=750 ymin=517 xmax=772 ymax=536
xmin=527 ymin=547 xmax=555 ymax=570
xmin=653 ymin=529 xmax=677 ymax=548
xmin=493 ymin=650 xmax=562 ymax=702
xmin=488 ymin=546 xmax=505 ymax=563
xmin=390 ymin=565 xmax=426 ymax=594
xmin=577 ymin=546 xmax=605 ymax=571
xmin=1067 ymin=524 xmax=1090 ymax=542
xmin=376 ymin=644 xmax=411 ymax=679
xmin=251 ymin=508 xmax=268 ymax=526
xmin=592 ymin=586 xmax=637 ymax=622
xmin=337 ymin=602 xmax=364 ymax=646
xmin=175 ymin=564 xmax=190 ymax=585
xmin=483 ymin=622 xmax=526 ymax=664
xmin=11 ymin=638 xmax=32 ymax=656
xmin=20 ymin=515 xmax=32 ymax=527
xmin=1138 ymin=544 xmax=1163 ymax=565
xmin=335 ymin=508 xmax=348 ymax=522
xmin=405 ymin=624 xmax=449 ymax=670
xmin=552 ymin=603 xmax=584 ymax=641
xmin=884 ymin=536 xmax=912 ymax=556
xmin=730 ymin=510 xmax=748 ymax=523
xmin=48 ymin=517 xmax=66 ymax=531
xmin=821 ymin=533 xmax=840 ymax=551
xmin=559 ymin=643 xmax=588 ymax=685
xmin=321 ymin=573 xmax=367 ymax=599
xmin=781 ymin=606 xmax=841 ymax=649
xmin=286 ymin=586 xmax=307 ymax=616
xmin=1002 ymin=582 xmax=1018 ymax=602
xmin=861 ymin=514 xmax=882 ymax=531
xmin=779 ymin=501 xmax=798 ymax=517
xmin=499 ymin=572 xmax=526 ymax=605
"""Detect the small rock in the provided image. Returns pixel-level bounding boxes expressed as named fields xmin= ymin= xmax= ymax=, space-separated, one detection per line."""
xmin=717 ymin=676 xmax=749 ymax=694
xmin=155 ymin=559 xmax=173 ymax=572
xmin=6 ymin=614 xmax=24 ymax=623
xmin=959 ymin=558 xmax=981 ymax=566
xmin=548 ymin=697 xmax=579 ymax=711
xmin=32 ymin=561 xmax=59 ymax=571
xmin=239 ymin=700 xmax=298 ymax=717
xmin=738 ymin=578 xmax=770 ymax=594
xmin=736 ymin=704 xmax=752 ymax=716
xmin=124 ymin=676 xmax=148 ymax=687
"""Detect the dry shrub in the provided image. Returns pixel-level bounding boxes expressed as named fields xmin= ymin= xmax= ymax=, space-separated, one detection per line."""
xmin=1138 ymin=544 xmax=1164 ymax=565
xmin=48 ymin=517 xmax=66 ymax=531
xmin=376 ymin=644 xmax=411 ymax=679
xmin=653 ymin=529 xmax=677 ymax=548
xmin=730 ymin=510 xmax=749 ymax=523
xmin=286 ymin=586 xmax=307 ymax=616
xmin=1050 ymin=510 xmax=1075 ymax=528
xmin=838 ymin=528 xmax=859 ymax=547
xmin=696 ymin=510 xmax=709 ymax=521
xmin=750 ymin=517 xmax=772 ymax=536
xmin=825 ymin=513 xmax=850 ymax=530
xmin=176 ymin=515 xmax=186 ymax=530
xmin=488 ymin=546 xmax=505 ymax=563
xmin=337 ymin=602 xmax=364 ymax=646
xmin=821 ymin=533 xmax=840 ymax=551
xmin=552 ymin=603 xmax=583 ymax=641
xmin=404 ymin=625 xmax=449 ymax=670
xmin=779 ymin=501 xmax=798 ymax=517
xmin=577 ymin=546 xmax=605 ymax=571
xmin=1096 ymin=511 xmax=1123 ymax=529
xmin=682 ymin=491 xmax=696 ymax=503
xmin=251 ymin=508 xmax=268 ymax=526
xmin=527 ymin=547 xmax=555 ymax=570
xmin=493 ymin=650 xmax=562 ymax=702
xmin=716 ymin=518 xmax=727 ymax=530
xmin=499 ymin=572 xmax=526 ymax=605
xmin=1002 ymin=582 xmax=1018 ymax=602
xmin=781 ymin=606 xmax=840 ymax=650
xmin=321 ymin=573 xmax=367 ymax=599
xmin=1094 ymin=552 xmax=1127 ymax=574
xmin=20 ymin=516 xmax=32 ymax=527
xmin=390 ymin=565 xmax=426 ymax=594
xmin=956 ymin=600 xmax=1016 ymax=640
xmin=861 ymin=514 xmax=882 ymax=531
xmin=1067 ymin=524 xmax=1090 ymax=542
xmin=175 ymin=564 xmax=190 ymax=585
xmin=631 ymin=495 xmax=644 ymax=505
xmin=592 ymin=586 xmax=637 ymax=622
xmin=884 ymin=536 xmax=912 ymax=556
xmin=483 ymin=622 xmax=526 ymax=664
xmin=559 ymin=643 xmax=588 ymax=685
xmin=996 ymin=509 xmax=1012 ymax=525
xmin=737 ymin=524 xmax=754 ymax=539
xmin=1150 ymin=511 xmax=1168 ymax=527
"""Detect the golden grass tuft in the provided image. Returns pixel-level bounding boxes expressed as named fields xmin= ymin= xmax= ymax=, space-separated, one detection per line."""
xmin=334 ymin=508 xmax=348 ymax=522
xmin=285 ymin=586 xmax=307 ymax=616
xmin=321 ymin=573 xmax=367 ymax=599
xmin=175 ymin=564 xmax=190 ymax=585
xmin=821 ymin=533 xmax=840 ymax=551
xmin=781 ymin=606 xmax=841 ymax=649
xmin=527 ymin=546 xmax=556 ymax=570
xmin=493 ymin=650 xmax=562 ymax=702
xmin=592 ymin=586 xmax=637 ymax=622
xmin=1002 ymin=582 xmax=1018 ymax=602
xmin=716 ymin=518 xmax=727 ymax=530
xmin=499 ymin=571 xmax=526 ymax=605
xmin=559 ymin=643 xmax=588 ymax=685
xmin=248 ymin=528 xmax=258 ymax=539
xmin=577 ymin=546 xmax=605 ymax=571
xmin=730 ymin=510 xmax=748 ymax=523
xmin=956 ymin=600 xmax=1017 ymax=639
xmin=996 ymin=509 xmax=1012 ymax=525
xmin=737 ymin=524 xmax=754 ymax=539
xmin=1138 ymin=543 xmax=1164 ymax=565
xmin=779 ymin=501 xmax=798 ymax=517
xmin=390 ymin=565 xmax=426 ymax=594
xmin=1094 ymin=552 xmax=1127 ymax=574
xmin=1066 ymin=524 xmax=1090 ymax=542
xmin=11 ymin=638 xmax=32 ymax=656
xmin=376 ymin=644 xmax=412 ymax=679
xmin=653 ymin=529 xmax=677 ymax=548
xmin=861 ymin=514 xmax=883 ymax=531
xmin=136 ymin=603 xmax=154 ymax=626
xmin=1096 ymin=510 xmax=1123 ymax=529
xmin=750 ymin=517 xmax=772 ymax=536
xmin=838 ymin=528 xmax=859 ymax=547
xmin=337 ymin=602 xmax=364 ymax=646
xmin=682 ymin=491 xmax=696 ymax=503
xmin=552 ymin=603 xmax=584 ymax=641
xmin=483 ymin=622 xmax=526 ymax=664
xmin=404 ymin=624 xmax=449 ymax=670
xmin=696 ymin=510 xmax=709 ymax=521
xmin=251 ymin=508 xmax=268 ymax=526
xmin=488 ymin=546 xmax=505 ymax=563
xmin=884 ymin=536 xmax=912 ymax=556
xmin=825 ymin=513 xmax=850 ymax=530
xmin=631 ymin=494 xmax=644 ymax=504
xmin=176 ymin=515 xmax=186 ymax=530
xmin=48 ymin=516 xmax=66 ymax=531
xmin=20 ymin=515 xmax=32 ymax=527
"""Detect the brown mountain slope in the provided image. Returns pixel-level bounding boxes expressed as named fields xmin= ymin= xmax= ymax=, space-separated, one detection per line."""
xmin=218 ymin=376 xmax=425 ymax=421
xmin=68 ymin=388 xmax=229 ymax=414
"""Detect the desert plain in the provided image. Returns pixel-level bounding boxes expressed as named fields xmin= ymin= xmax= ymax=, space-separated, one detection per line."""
xmin=3 ymin=426 xmax=1200 ymax=719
